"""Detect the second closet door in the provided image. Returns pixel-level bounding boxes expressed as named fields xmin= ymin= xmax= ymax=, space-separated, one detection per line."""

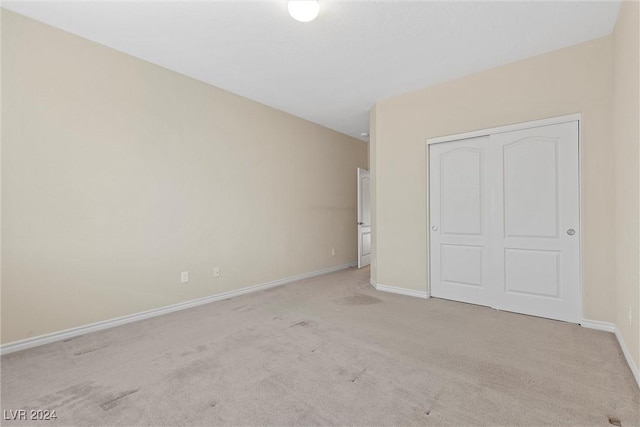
xmin=489 ymin=121 xmax=580 ymax=322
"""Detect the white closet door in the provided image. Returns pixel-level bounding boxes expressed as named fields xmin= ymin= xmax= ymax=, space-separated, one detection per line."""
xmin=429 ymin=136 xmax=492 ymax=306
xmin=429 ymin=120 xmax=580 ymax=323
xmin=490 ymin=121 xmax=580 ymax=322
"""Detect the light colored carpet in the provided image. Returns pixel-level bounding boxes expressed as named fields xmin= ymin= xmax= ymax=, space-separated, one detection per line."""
xmin=1 ymin=266 xmax=639 ymax=426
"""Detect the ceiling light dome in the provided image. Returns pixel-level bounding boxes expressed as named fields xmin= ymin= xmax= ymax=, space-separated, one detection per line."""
xmin=288 ymin=0 xmax=320 ymax=23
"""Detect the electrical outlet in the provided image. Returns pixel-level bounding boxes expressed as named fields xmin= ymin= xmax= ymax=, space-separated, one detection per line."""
xmin=629 ymin=306 xmax=633 ymax=326
xmin=181 ymin=271 xmax=189 ymax=284
xmin=331 ymin=248 xmax=335 ymax=256
xmin=214 ymin=266 xmax=220 ymax=277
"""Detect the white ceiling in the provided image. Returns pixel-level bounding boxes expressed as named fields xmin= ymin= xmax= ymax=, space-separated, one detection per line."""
xmin=2 ymin=1 xmax=622 ymax=140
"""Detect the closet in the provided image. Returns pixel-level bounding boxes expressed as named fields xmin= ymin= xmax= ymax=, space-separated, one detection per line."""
xmin=428 ymin=119 xmax=580 ymax=322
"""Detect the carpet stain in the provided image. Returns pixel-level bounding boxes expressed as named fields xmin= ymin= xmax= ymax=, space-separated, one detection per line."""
xmin=34 ymin=383 xmax=100 ymax=410
xmin=290 ymin=320 xmax=311 ymax=328
xmin=180 ymin=344 xmax=209 ymax=357
xmin=351 ymin=368 xmax=367 ymax=383
xmin=609 ymin=416 xmax=622 ymax=426
xmin=74 ymin=346 xmax=105 ymax=356
xmin=168 ymin=359 xmax=213 ymax=381
xmin=100 ymin=388 xmax=139 ymax=411
xmin=337 ymin=294 xmax=381 ymax=306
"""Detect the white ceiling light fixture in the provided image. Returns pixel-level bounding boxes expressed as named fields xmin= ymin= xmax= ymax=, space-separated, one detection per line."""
xmin=288 ymin=0 xmax=320 ymax=23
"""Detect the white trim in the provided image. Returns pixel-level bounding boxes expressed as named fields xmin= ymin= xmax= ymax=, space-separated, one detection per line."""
xmin=577 ymin=117 xmax=584 ymax=322
xmin=580 ymin=318 xmax=616 ymax=333
xmin=426 ymin=113 xmax=582 ymax=145
xmin=371 ymin=279 xmax=430 ymax=299
xmin=425 ymin=139 xmax=432 ymax=298
xmin=615 ymin=327 xmax=640 ymax=389
xmin=0 ymin=262 xmax=356 ymax=355
xmin=581 ymin=320 xmax=639 ymax=389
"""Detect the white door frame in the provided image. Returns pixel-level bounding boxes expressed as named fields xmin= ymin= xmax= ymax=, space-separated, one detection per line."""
xmin=424 ymin=113 xmax=583 ymax=319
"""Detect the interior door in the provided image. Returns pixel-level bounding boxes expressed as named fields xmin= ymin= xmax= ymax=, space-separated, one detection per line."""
xmin=429 ymin=120 xmax=580 ymax=323
xmin=429 ymin=136 xmax=492 ymax=306
xmin=357 ymin=168 xmax=371 ymax=268
xmin=490 ymin=121 xmax=580 ymax=322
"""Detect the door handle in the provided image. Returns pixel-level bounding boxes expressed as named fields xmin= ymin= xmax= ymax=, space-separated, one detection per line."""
xmin=358 ymin=222 xmax=364 ymax=225
xmin=567 ymin=229 xmax=576 ymax=236
xmin=432 ymin=226 xmax=438 ymax=231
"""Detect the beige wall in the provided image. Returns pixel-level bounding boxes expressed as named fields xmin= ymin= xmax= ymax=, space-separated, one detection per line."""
xmin=613 ymin=0 xmax=640 ymax=373
xmin=372 ymin=37 xmax=615 ymax=322
xmin=1 ymin=10 xmax=367 ymax=344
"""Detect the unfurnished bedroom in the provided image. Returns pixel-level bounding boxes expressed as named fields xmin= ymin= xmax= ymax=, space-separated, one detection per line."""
xmin=1 ymin=1 xmax=639 ymax=426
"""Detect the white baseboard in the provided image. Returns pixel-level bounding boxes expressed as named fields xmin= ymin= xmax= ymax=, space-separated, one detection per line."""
xmin=370 ymin=279 xmax=429 ymax=299
xmin=581 ymin=319 xmax=639 ymax=389
xmin=0 ymin=262 xmax=356 ymax=356
xmin=580 ymin=318 xmax=616 ymax=332
xmin=615 ymin=327 xmax=640 ymax=389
